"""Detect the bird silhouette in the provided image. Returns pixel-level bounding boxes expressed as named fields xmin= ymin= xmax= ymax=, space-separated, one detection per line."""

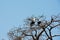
xmin=30 ymin=21 xmax=35 ymax=27
xmin=37 ymin=21 xmax=45 ymax=28
xmin=28 ymin=17 xmax=36 ymax=27
xmin=37 ymin=21 xmax=41 ymax=26
xmin=51 ymin=18 xmax=54 ymax=22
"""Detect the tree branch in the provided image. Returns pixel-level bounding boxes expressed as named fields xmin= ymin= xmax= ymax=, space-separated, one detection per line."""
xmin=50 ymin=24 xmax=60 ymax=30
xmin=37 ymin=29 xmax=44 ymax=40
xmin=52 ymin=34 xmax=60 ymax=37
xmin=23 ymin=33 xmax=35 ymax=40
xmin=46 ymin=34 xmax=60 ymax=40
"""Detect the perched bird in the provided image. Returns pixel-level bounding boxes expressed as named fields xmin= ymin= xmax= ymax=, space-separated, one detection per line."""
xmin=51 ymin=18 xmax=54 ymax=22
xmin=30 ymin=21 xmax=35 ymax=26
xmin=37 ymin=21 xmax=41 ymax=26
xmin=37 ymin=21 xmax=45 ymax=28
xmin=28 ymin=17 xmax=36 ymax=27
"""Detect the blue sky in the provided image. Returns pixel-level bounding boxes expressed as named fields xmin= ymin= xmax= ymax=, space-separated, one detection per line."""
xmin=0 ymin=0 xmax=60 ymax=40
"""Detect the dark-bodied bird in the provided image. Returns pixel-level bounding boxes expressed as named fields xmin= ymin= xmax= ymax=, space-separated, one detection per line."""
xmin=37 ymin=21 xmax=45 ymax=28
xmin=37 ymin=21 xmax=41 ymax=26
xmin=28 ymin=17 xmax=36 ymax=27
xmin=30 ymin=21 xmax=35 ymax=27
xmin=51 ymin=18 xmax=54 ymax=22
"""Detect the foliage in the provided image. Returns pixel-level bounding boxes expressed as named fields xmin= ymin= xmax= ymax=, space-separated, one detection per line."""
xmin=8 ymin=14 xmax=60 ymax=40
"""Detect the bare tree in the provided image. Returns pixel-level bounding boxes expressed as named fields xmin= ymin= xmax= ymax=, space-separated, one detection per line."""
xmin=8 ymin=14 xmax=60 ymax=40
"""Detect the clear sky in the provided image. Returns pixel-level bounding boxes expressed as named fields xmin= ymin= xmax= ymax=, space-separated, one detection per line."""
xmin=0 ymin=0 xmax=60 ymax=40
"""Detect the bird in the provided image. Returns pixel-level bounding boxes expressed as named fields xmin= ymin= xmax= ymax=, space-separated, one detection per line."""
xmin=27 ymin=17 xmax=36 ymax=27
xmin=51 ymin=18 xmax=54 ymax=22
xmin=37 ymin=21 xmax=41 ymax=26
xmin=30 ymin=21 xmax=35 ymax=27
xmin=37 ymin=21 xmax=45 ymax=28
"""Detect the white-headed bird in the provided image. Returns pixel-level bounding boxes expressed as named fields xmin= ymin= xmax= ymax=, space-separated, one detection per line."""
xmin=28 ymin=17 xmax=36 ymax=27
xmin=37 ymin=21 xmax=45 ymax=28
